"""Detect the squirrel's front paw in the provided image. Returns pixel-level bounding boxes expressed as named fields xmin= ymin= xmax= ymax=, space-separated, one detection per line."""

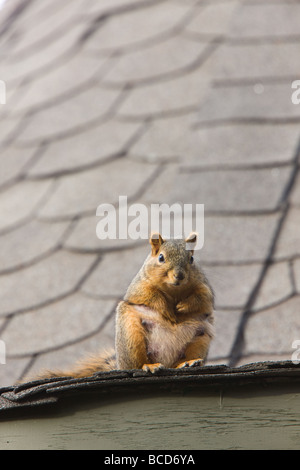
xmin=176 ymin=301 xmax=188 ymax=313
xmin=176 ymin=358 xmax=203 ymax=369
xmin=142 ymin=363 xmax=165 ymax=374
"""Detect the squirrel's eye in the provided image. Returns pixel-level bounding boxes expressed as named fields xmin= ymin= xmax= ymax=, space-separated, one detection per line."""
xmin=190 ymin=256 xmax=194 ymax=264
xmin=158 ymin=253 xmax=165 ymax=263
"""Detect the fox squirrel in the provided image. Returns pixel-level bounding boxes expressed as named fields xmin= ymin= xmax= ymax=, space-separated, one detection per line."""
xmin=35 ymin=233 xmax=214 ymax=379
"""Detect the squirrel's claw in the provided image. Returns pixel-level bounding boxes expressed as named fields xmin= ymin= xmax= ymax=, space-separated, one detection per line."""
xmin=142 ymin=363 xmax=165 ymax=374
xmin=176 ymin=358 xmax=203 ymax=369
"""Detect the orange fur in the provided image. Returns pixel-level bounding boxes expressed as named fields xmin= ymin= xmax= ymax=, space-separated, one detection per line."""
xmin=32 ymin=233 xmax=215 ymax=380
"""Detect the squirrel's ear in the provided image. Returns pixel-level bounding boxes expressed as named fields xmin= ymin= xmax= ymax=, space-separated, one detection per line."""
xmin=150 ymin=232 xmax=164 ymax=255
xmin=185 ymin=232 xmax=197 ymax=252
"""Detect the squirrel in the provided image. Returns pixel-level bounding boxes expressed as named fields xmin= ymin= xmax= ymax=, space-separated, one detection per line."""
xmin=34 ymin=233 xmax=215 ymax=379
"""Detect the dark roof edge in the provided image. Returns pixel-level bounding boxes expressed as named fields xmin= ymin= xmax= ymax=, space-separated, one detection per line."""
xmin=1 ymin=360 xmax=300 ymax=415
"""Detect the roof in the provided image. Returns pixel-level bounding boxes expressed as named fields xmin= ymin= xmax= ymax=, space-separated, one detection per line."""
xmin=1 ymin=360 xmax=300 ymax=417
xmin=1 ymin=0 xmax=300 ymax=389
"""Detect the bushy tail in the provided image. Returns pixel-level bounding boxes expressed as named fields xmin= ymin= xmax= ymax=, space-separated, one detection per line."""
xmin=32 ymin=349 xmax=117 ymax=381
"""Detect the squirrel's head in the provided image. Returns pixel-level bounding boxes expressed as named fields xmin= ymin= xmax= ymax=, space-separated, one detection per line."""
xmin=146 ymin=232 xmax=197 ymax=289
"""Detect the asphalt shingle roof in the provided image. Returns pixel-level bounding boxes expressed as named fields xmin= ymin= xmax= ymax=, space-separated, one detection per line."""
xmin=0 ymin=0 xmax=300 ymax=387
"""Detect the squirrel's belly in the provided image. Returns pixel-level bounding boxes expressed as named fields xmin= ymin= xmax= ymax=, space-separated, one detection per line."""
xmin=144 ymin=320 xmax=200 ymax=367
xmin=134 ymin=304 xmax=205 ymax=367
xmin=146 ymin=327 xmax=186 ymax=367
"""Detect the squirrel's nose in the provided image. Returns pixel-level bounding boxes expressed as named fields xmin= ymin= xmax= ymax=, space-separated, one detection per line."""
xmin=174 ymin=271 xmax=185 ymax=281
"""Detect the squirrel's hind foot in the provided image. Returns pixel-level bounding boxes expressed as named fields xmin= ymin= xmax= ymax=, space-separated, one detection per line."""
xmin=176 ymin=358 xmax=203 ymax=369
xmin=142 ymin=363 xmax=165 ymax=374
